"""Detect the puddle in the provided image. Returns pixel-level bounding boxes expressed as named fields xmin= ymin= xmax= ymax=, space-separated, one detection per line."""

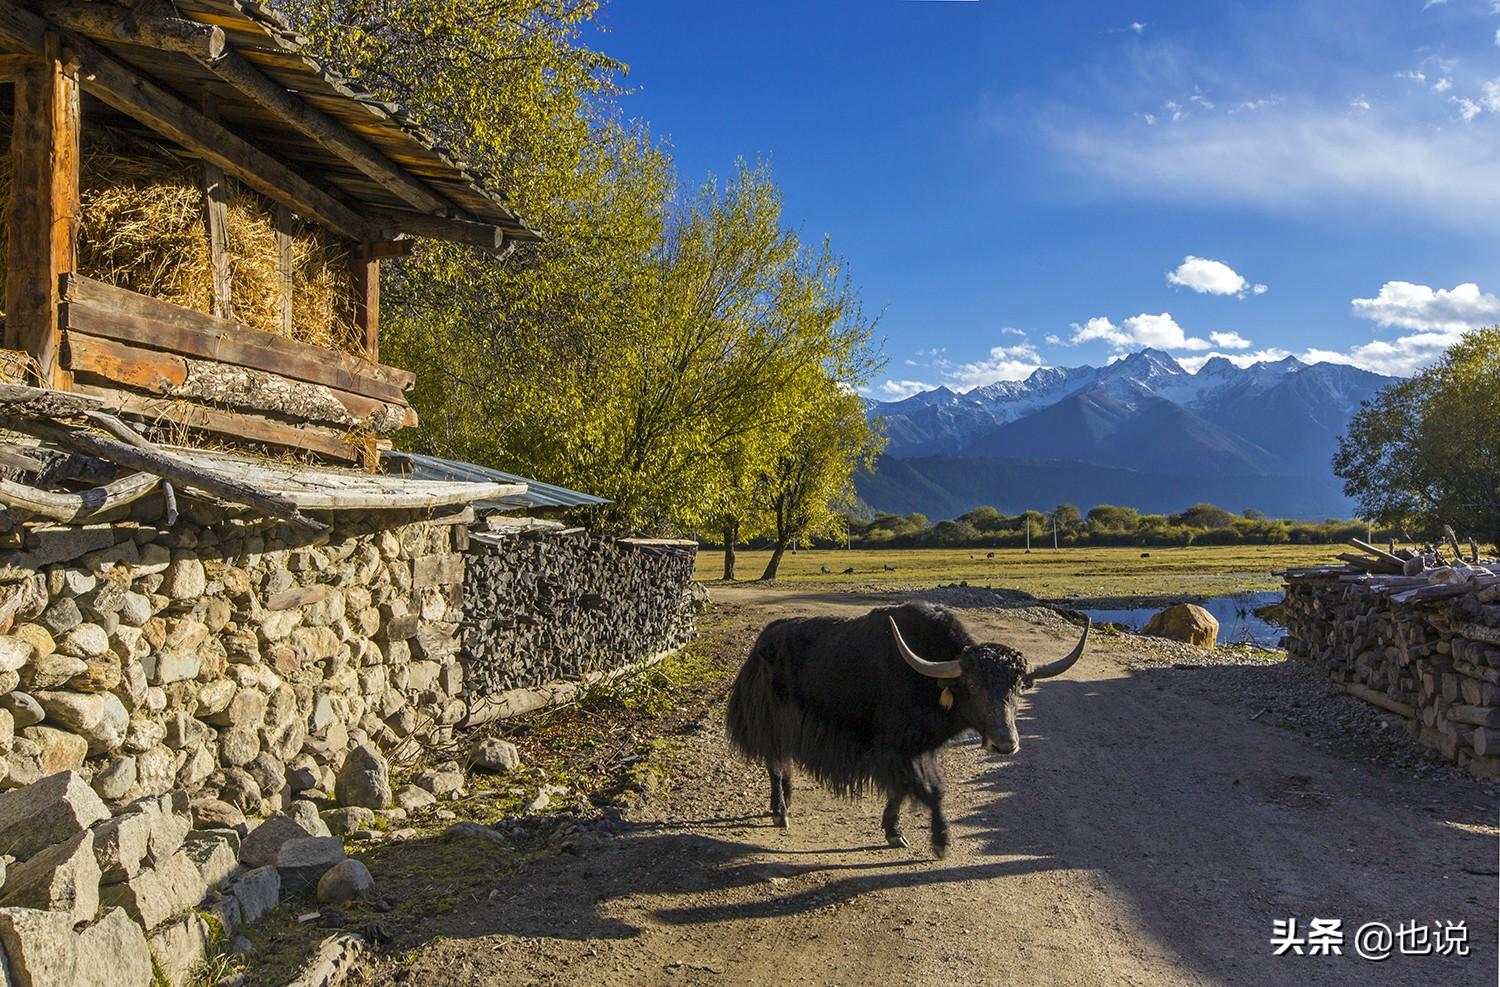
xmin=1081 ymin=591 xmax=1285 ymax=647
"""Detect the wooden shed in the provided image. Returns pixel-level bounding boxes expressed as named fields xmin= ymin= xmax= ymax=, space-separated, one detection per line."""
xmin=0 ymin=0 xmax=535 ymax=469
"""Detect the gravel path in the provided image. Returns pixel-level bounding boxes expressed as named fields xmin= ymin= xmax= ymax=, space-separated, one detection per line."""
xmin=349 ymin=587 xmax=1497 ymax=987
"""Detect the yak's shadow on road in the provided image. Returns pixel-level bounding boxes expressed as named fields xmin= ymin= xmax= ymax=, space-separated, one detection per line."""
xmin=381 ymin=665 xmax=1495 ymax=987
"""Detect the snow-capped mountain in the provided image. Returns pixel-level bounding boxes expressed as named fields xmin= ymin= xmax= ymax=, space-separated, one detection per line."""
xmin=860 ymin=348 xmax=1397 ymax=518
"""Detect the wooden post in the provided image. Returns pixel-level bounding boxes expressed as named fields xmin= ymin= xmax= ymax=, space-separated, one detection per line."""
xmin=4 ymin=34 xmax=78 ymax=389
xmin=274 ymin=205 xmax=294 ymax=335
xmin=200 ymin=96 xmax=231 ymax=319
xmin=351 ymin=241 xmax=380 ymax=471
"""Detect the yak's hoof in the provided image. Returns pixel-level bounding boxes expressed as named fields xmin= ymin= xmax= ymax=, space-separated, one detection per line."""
xmin=886 ymin=832 xmax=909 ymax=849
xmin=774 ymin=812 xmax=790 ymax=829
xmin=932 ymin=839 xmax=949 ymax=859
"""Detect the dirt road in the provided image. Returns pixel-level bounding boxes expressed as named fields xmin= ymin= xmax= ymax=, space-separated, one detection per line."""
xmin=353 ymin=587 xmax=1497 ymax=987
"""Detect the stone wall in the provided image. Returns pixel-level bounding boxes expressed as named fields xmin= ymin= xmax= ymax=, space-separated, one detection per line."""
xmin=460 ymin=528 xmax=698 ymax=697
xmin=0 ymin=503 xmax=468 ymax=814
xmin=1282 ymin=574 xmax=1500 ymax=781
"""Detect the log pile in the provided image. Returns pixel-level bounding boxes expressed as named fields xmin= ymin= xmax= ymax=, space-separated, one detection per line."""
xmin=460 ymin=527 xmax=698 ymax=697
xmin=1281 ymin=541 xmax=1500 ymax=780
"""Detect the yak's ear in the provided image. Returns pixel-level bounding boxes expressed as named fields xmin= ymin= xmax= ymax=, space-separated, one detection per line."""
xmin=939 ymin=687 xmax=955 ymax=710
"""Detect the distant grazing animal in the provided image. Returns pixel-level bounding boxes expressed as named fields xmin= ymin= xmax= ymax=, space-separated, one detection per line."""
xmin=820 ymin=565 xmax=831 ymax=574
xmin=726 ymin=602 xmax=1088 ymax=856
xmin=883 ymin=564 xmax=895 ymax=571
xmin=1140 ymin=552 xmax=1151 ymax=558
xmin=986 ymin=552 xmax=995 ymax=558
xmin=841 ymin=567 xmax=855 ymax=574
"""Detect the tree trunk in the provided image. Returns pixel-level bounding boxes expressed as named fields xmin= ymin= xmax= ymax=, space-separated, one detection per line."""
xmin=760 ymin=540 xmax=787 ymax=581
xmin=722 ymin=519 xmax=738 ymax=581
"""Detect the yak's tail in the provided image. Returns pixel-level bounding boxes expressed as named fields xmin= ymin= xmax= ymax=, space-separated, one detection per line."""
xmin=725 ymin=630 xmax=781 ymax=764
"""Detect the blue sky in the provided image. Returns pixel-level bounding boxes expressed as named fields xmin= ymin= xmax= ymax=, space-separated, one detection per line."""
xmin=591 ymin=0 xmax=1500 ymax=397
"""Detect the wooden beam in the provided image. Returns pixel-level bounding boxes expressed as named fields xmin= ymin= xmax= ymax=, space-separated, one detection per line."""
xmin=4 ymin=32 xmax=78 ymax=390
xmin=38 ymin=2 xmax=225 ymax=59
xmin=368 ymin=239 xmax=415 ymax=261
xmin=200 ymin=97 xmax=232 ymax=321
xmin=61 ymin=273 xmax=415 ymax=404
xmin=274 ymin=205 xmax=294 ymax=335
xmin=63 ymin=331 xmax=418 ymax=430
xmin=200 ymin=47 xmax=452 ymax=216
xmin=350 ymin=241 xmax=381 ymax=473
xmin=364 ymin=206 xmax=508 ymax=252
xmin=73 ymin=381 xmax=361 ymax=463
xmin=0 ymin=52 xmax=38 ymax=80
xmin=0 ymin=3 xmax=372 ymax=240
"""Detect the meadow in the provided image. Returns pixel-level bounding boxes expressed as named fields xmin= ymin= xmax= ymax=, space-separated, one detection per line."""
xmin=696 ymin=544 xmax=1336 ymax=602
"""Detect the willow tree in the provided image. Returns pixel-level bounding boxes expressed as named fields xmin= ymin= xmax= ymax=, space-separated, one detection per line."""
xmin=1334 ymin=326 xmax=1500 ymax=547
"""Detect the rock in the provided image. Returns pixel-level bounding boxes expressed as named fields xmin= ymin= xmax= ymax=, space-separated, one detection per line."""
xmin=98 ymin=847 xmax=205 ymax=930
xmin=145 ymin=911 xmax=209 ymax=987
xmin=0 ymin=770 xmax=108 ymax=860
xmin=163 ymin=712 xmax=211 ymax=751
xmin=0 ymin=830 xmax=100 ymax=925
xmin=91 ymin=754 xmax=137 ymax=802
xmin=333 ymin=743 xmax=390 ymax=809
xmin=230 ymin=865 xmax=279 ymax=925
xmin=218 ymin=726 xmax=261 ymax=767
xmin=247 ymin=753 xmax=287 ymax=799
xmin=180 ymin=830 xmax=240 ymax=890
xmin=117 ymin=592 xmax=152 ymax=627
xmin=284 ymin=801 xmax=331 ymax=839
xmin=0 ymin=692 xmax=44 ymax=728
xmin=142 ymin=793 xmax=192 ymax=867
xmin=55 ymin=623 xmax=108 ymax=659
xmin=315 ymin=859 xmax=372 ymax=904
xmin=218 ymin=768 xmax=262 ymax=815
xmin=189 ymin=799 xmax=246 ymax=836
xmin=0 ymin=708 xmax=13 ymax=754
xmin=412 ymin=764 xmax=463 ymax=797
xmin=21 ymin=652 xmax=87 ymax=690
xmin=33 ymin=692 xmax=128 ymax=753
xmin=238 ymin=814 xmax=314 ymax=869
xmin=5 ymin=728 xmax=87 ymax=785
xmin=78 ymin=907 xmax=153 ymax=986
xmin=162 ymin=558 xmax=206 ymax=601
xmin=64 ymin=656 xmax=122 ymax=694
xmin=175 ymin=744 xmax=214 ymax=789
xmin=447 ymin=820 xmax=505 ymax=844
xmin=38 ymin=599 xmax=82 ymax=637
xmin=469 ymin=737 xmax=520 ymax=774
xmin=1142 ymin=603 xmax=1219 ymax=647
xmin=150 ymin=653 xmax=201 ymax=686
xmin=392 ymin=784 xmax=436 ymax=811
xmin=285 ymin=762 xmax=319 ymax=792
xmin=0 ymin=907 xmax=84 ymax=986
xmin=0 ymin=637 xmax=31 ymax=673
xmin=91 ymin=808 xmax=153 ymax=882
xmin=274 ymin=836 xmax=345 ymax=895
xmin=320 ymin=807 xmax=373 ymax=837
xmin=132 ymin=744 xmax=176 ymax=797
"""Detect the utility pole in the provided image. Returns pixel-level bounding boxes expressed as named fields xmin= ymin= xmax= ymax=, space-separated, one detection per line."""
xmin=1052 ymin=513 xmax=1058 ymax=550
xmin=1025 ymin=514 xmax=1031 ymax=551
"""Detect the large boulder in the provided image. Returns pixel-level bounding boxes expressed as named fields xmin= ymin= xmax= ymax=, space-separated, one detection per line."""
xmin=1142 ymin=603 xmax=1219 ymax=647
xmin=274 ymin=837 xmax=345 ymax=895
xmin=0 ymin=770 xmax=109 ymax=860
xmin=0 ymin=830 xmax=100 ymax=925
xmin=334 ymin=743 xmax=390 ymax=809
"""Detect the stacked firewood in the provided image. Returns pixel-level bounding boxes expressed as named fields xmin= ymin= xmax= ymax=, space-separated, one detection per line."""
xmin=1281 ymin=537 xmax=1500 ymax=780
xmin=460 ymin=528 xmax=698 ymax=696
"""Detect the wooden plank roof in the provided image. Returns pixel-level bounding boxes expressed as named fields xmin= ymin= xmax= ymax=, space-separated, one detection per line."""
xmin=45 ymin=0 xmax=537 ymax=240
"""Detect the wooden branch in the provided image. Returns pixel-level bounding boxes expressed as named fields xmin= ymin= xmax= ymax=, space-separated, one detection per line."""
xmin=198 ymin=46 xmax=451 ymax=215
xmin=364 ymin=206 xmax=508 ymax=252
xmin=0 ymin=3 xmax=371 ymax=240
xmin=1350 ymin=538 xmax=1406 ymax=569
xmin=61 ymin=274 xmax=415 ymax=404
xmin=0 ymin=381 xmax=102 ymax=417
xmin=0 ymin=413 xmax=324 ymax=529
xmin=38 ymin=2 xmax=225 ymax=58
xmin=0 ymin=470 xmax=158 ymax=522
xmin=1341 ymin=681 xmax=1414 ymax=719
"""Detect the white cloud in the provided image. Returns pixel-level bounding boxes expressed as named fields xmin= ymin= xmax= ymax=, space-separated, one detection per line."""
xmin=874 ymin=379 xmax=935 ymax=400
xmin=1208 ymin=331 xmax=1253 ymax=349
xmin=1000 ymin=327 xmax=1027 ymax=337
xmin=1166 ymin=256 xmax=1266 ymax=297
xmin=1303 ymin=334 xmax=1460 ymax=377
xmin=947 ymin=344 xmax=1044 ymax=388
xmin=1351 ymin=281 xmax=1500 ymax=331
xmin=1484 ymin=78 xmax=1500 ymax=112
xmin=1494 ymin=28 xmax=1500 ymax=47
xmin=1129 ymin=20 xmax=1145 ymax=34
xmin=1431 ymin=78 xmax=1453 ymax=93
xmin=1068 ymin=312 xmax=1212 ymax=351
xmin=1349 ymin=94 xmax=1371 ymax=111
xmin=1423 ymin=0 xmax=1447 ymax=8
xmin=1453 ymin=96 xmax=1482 ymax=122
xmin=1045 ymin=104 xmax=1500 ymax=231
xmin=1396 ymin=70 xmax=1426 ymax=83
xmin=1043 ymin=334 xmax=1063 ymax=345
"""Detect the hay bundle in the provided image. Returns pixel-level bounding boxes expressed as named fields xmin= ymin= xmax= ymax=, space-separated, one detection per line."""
xmin=0 ymin=119 xmax=360 ymax=353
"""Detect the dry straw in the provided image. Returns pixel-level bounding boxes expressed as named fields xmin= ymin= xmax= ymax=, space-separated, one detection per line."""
xmin=0 ymin=119 xmax=359 ymax=353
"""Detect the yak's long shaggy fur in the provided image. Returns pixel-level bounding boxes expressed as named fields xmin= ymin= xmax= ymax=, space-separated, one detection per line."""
xmin=726 ymin=602 xmax=979 ymax=798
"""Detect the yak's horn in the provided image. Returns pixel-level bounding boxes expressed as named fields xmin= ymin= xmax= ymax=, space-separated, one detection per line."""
xmin=1031 ymin=621 xmax=1090 ymax=680
xmin=888 ymin=617 xmax=963 ymax=679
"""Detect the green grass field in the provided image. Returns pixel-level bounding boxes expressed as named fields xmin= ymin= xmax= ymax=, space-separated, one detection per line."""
xmin=697 ymin=544 xmax=1335 ymax=601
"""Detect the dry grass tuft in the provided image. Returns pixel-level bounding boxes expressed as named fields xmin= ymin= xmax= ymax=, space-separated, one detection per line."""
xmin=0 ymin=120 xmax=359 ymax=353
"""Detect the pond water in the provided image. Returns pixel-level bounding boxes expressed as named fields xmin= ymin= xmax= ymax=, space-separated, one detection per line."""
xmin=1081 ymin=591 xmax=1285 ymax=648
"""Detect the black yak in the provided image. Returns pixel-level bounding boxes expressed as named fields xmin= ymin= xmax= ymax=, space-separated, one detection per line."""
xmin=726 ymin=602 xmax=1087 ymax=856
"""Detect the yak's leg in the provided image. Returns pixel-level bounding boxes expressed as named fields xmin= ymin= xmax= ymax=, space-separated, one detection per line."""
xmin=780 ymin=771 xmax=794 ymax=812
xmin=881 ymin=791 xmax=909 ymax=849
xmin=911 ymin=758 xmax=949 ymax=857
xmin=768 ymin=763 xmax=790 ymax=828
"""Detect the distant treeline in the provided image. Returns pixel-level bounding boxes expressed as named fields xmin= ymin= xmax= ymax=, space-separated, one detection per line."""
xmin=849 ymin=503 xmax=1394 ymax=548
